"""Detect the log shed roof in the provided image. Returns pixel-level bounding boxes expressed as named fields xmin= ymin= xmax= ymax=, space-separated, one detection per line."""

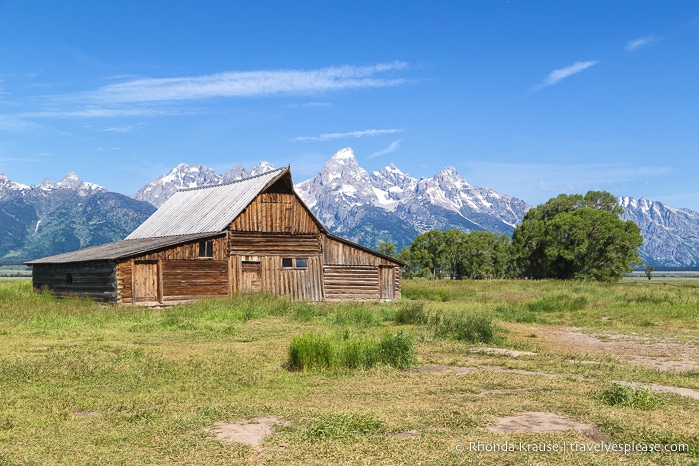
xmin=26 ymin=232 xmax=224 ymax=264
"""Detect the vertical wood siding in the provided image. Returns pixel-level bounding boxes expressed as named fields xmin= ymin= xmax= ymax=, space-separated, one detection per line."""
xmin=229 ymin=192 xmax=320 ymax=234
xmin=322 ymin=236 xmax=396 ymax=266
xmin=230 ymin=254 xmax=323 ymax=302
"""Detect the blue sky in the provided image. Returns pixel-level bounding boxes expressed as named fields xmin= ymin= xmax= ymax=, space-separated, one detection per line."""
xmin=1 ymin=1 xmax=699 ymax=210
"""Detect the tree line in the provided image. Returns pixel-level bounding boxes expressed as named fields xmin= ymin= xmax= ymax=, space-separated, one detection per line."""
xmin=380 ymin=191 xmax=644 ymax=282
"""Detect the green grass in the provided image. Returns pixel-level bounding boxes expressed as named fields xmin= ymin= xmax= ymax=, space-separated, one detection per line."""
xmin=287 ymin=330 xmax=415 ymax=370
xmin=598 ymin=383 xmax=665 ymax=410
xmin=1 ymin=278 xmax=698 ymax=464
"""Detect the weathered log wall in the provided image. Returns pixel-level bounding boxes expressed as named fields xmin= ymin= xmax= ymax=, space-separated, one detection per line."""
xmin=322 ymin=235 xmax=401 ymax=301
xmin=323 ymin=265 xmax=379 ymax=301
xmin=117 ymin=236 xmax=228 ymax=304
xmin=32 ymin=262 xmax=118 ymax=301
xmin=228 ymin=232 xmax=321 ymax=256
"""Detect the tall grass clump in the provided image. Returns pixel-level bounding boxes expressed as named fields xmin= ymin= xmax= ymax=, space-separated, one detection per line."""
xmin=394 ymin=301 xmax=428 ymax=325
xmin=597 ymin=383 xmax=665 ymax=410
xmin=429 ymin=309 xmax=496 ymax=343
xmin=287 ymin=330 xmax=415 ymax=371
xmin=287 ymin=332 xmax=336 ymax=370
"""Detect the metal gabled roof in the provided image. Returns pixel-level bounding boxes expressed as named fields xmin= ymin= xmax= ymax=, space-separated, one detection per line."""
xmin=26 ymin=232 xmax=224 ymax=264
xmin=126 ymin=166 xmax=290 ymax=239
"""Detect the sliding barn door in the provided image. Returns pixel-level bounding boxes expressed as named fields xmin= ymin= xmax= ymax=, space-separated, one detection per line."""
xmin=241 ymin=261 xmax=262 ymax=292
xmin=379 ymin=266 xmax=395 ymax=301
xmin=133 ymin=261 xmax=160 ymax=304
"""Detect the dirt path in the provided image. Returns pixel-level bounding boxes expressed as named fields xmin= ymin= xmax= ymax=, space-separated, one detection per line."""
xmin=526 ymin=326 xmax=699 ymax=372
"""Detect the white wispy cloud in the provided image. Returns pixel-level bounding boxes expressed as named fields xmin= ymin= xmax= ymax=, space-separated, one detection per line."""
xmin=292 ymin=128 xmax=404 ymax=142
xmin=532 ymin=60 xmax=599 ymax=91
xmin=84 ymin=62 xmax=410 ymax=104
xmin=368 ymin=140 xmax=401 ymax=158
xmin=0 ymin=115 xmax=42 ymax=132
xmin=625 ymin=35 xmax=658 ymax=52
xmin=23 ymin=107 xmax=174 ymax=119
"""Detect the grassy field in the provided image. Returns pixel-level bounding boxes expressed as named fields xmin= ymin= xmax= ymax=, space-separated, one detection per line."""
xmin=0 ymin=278 xmax=697 ymax=465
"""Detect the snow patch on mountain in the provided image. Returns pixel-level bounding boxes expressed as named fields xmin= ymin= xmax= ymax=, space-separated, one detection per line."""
xmin=619 ymin=196 xmax=699 ymax=267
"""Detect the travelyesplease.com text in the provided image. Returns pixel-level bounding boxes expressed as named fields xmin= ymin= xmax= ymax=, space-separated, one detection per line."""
xmin=455 ymin=441 xmax=690 ymax=454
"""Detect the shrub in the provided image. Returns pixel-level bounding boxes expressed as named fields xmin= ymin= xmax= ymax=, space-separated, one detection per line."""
xmin=598 ymin=383 xmax=664 ymax=410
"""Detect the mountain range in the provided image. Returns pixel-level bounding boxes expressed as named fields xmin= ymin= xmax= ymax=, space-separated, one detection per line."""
xmin=0 ymin=173 xmax=155 ymax=261
xmin=2 ymin=147 xmax=698 ymax=267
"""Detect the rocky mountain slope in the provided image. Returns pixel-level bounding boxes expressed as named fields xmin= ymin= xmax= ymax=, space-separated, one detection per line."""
xmin=0 ymin=173 xmax=155 ymax=260
xmin=619 ymin=197 xmax=699 ymax=267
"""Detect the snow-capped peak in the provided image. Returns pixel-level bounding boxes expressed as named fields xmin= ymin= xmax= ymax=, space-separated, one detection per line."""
xmin=251 ymin=161 xmax=276 ymax=175
xmin=0 ymin=173 xmax=29 ymax=199
xmin=332 ymin=147 xmax=356 ymax=161
xmin=54 ymin=172 xmax=106 ymax=195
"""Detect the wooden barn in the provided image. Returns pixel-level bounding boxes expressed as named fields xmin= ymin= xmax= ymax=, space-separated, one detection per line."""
xmin=27 ymin=166 xmax=403 ymax=305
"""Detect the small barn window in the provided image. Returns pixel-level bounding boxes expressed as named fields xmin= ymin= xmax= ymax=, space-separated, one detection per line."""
xmin=66 ymin=273 xmax=73 ymax=284
xmin=282 ymin=257 xmax=307 ymax=268
xmin=199 ymin=240 xmax=213 ymax=258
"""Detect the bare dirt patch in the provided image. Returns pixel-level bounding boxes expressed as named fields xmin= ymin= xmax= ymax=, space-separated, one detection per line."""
xmin=531 ymin=326 xmax=699 ymax=372
xmin=487 ymin=412 xmax=604 ymax=441
xmin=615 ymin=381 xmax=699 ymax=400
xmin=205 ymin=416 xmax=291 ymax=448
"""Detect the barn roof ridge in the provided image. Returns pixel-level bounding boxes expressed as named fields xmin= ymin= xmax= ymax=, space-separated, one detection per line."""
xmin=177 ymin=165 xmax=290 ymax=193
xmin=125 ymin=165 xmax=292 ymax=239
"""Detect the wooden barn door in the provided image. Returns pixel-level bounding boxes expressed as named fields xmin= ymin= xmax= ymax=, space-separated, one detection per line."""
xmin=133 ymin=260 xmax=160 ymax=304
xmin=241 ymin=261 xmax=262 ymax=292
xmin=379 ymin=266 xmax=395 ymax=301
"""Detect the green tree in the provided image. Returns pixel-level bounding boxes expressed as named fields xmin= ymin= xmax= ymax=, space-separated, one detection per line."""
xmin=410 ymin=230 xmax=446 ymax=279
xmin=376 ymin=241 xmax=397 ymax=257
xmin=460 ymin=231 xmax=512 ymax=279
xmin=442 ymin=229 xmax=466 ymax=279
xmin=396 ymin=246 xmax=414 ymax=279
xmin=512 ymin=191 xmax=643 ymax=281
xmin=644 ymin=265 xmax=654 ymax=281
